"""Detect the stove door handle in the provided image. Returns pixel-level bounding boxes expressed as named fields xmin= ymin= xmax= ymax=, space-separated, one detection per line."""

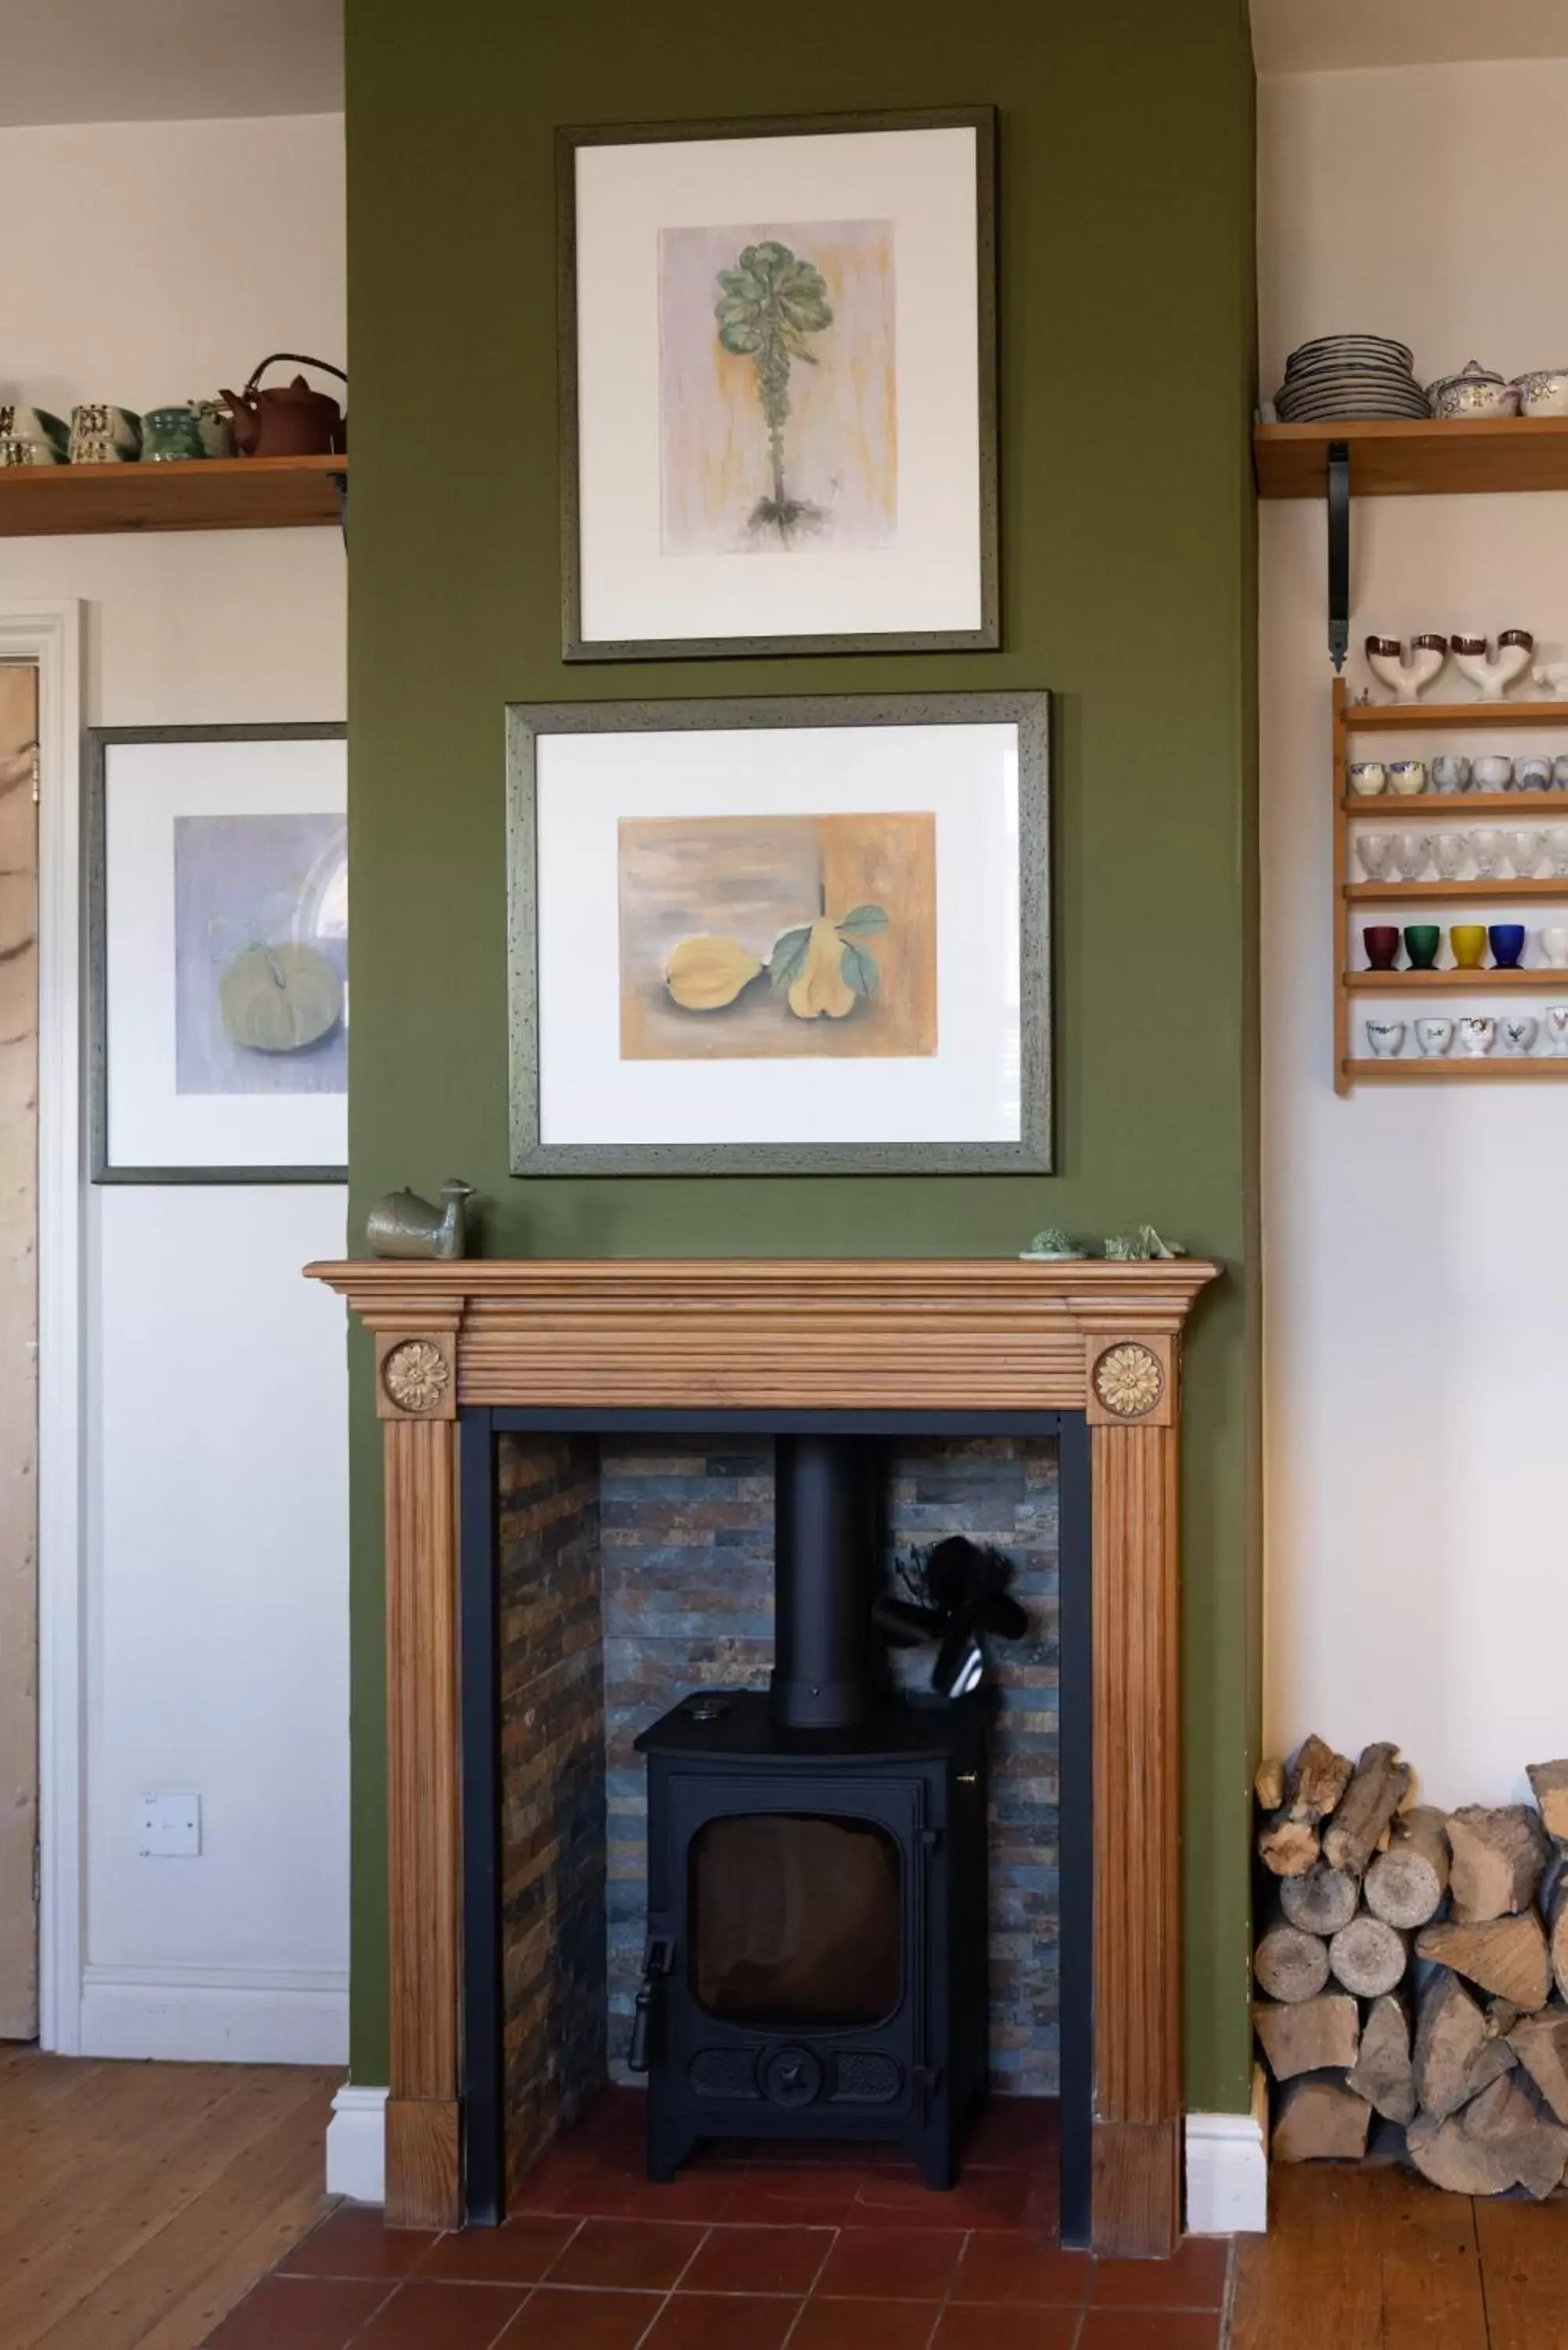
xmin=627 ymin=1932 xmax=674 ymax=2074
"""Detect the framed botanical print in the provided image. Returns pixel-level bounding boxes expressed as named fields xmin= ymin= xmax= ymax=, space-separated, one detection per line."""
xmin=88 ymin=725 xmax=348 ymax=1182
xmin=507 ymin=692 xmax=1049 ymax=1174
xmin=558 ymin=106 xmax=999 ymax=660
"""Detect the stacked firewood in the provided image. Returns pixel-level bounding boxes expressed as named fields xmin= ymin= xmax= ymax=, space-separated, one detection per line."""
xmin=1253 ymin=1739 xmax=1568 ymax=2198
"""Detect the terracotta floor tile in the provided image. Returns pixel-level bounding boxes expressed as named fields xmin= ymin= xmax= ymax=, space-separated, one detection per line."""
xmin=1091 ymin=2236 xmax=1230 ymax=2309
xmin=495 ymin=2287 xmax=664 ymax=2349
xmin=642 ymin=2290 xmax=800 ymax=2348
xmin=588 ymin=2167 xmax=749 ymax=2223
xmin=789 ymin=2301 xmax=944 ymax=2350
xmin=569 ymin=2087 xmax=650 ymax=2157
xmin=813 ymin=2227 xmax=968 ymax=2300
xmin=963 ymin=2100 xmax=1060 ymax=2168
xmin=202 ymin=2275 xmax=394 ymax=2349
xmin=547 ymin=2217 xmax=710 ymax=2292
xmin=279 ymin=2204 xmax=438 ymax=2278
xmin=352 ymin=2278 xmax=529 ymax=2348
xmin=950 ymin=2230 xmax=1092 ymax=2305
xmin=718 ymin=2167 xmax=866 ymax=2225
xmin=934 ymin=2306 xmax=1081 ymax=2350
xmin=510 ymin=2149 xmax=608 ymax=2215
xmin=680 ymin=2223 xmax=836 ymax=2295
xmin=759 ymin=2135 xmax=909 ymax=2167
xmin=417 ymin=2213 xmax=582 ymax=2283
xmin=847 ymin=2167 xmax=1032 ymax=2230
xmin=1078 ymin=2312 xmax=1223 ymax=2350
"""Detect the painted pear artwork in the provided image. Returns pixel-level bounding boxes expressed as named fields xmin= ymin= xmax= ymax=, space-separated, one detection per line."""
xmin=618 ymin=811 xmax=936 ymax=1063
xmin=714 ymin=240 xmax=833 ymax=540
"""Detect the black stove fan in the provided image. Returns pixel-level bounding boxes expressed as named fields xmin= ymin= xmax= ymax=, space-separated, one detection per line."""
xmin=874 ymin=1535 xmax=1029 ymax=1698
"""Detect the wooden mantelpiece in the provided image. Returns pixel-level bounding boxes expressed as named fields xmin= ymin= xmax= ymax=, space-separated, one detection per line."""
xmin=306 ymin=1256 xmax=1220 ymax=2254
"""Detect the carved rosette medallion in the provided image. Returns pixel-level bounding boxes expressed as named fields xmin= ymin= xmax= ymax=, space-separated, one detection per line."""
xmin=1092 ymin=1341 xmax=1165 ymax=1420
xmin=381 ymin=1339 xmax=451 ymax=1415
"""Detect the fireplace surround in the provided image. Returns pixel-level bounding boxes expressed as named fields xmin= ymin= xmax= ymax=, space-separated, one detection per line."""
xmin=307 ymin=1256 xmax=1219 ymax=2257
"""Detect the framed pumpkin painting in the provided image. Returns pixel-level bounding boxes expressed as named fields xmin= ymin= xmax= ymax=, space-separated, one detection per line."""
xmin=506 ymin=692 xmax=1050 ymax=1175
xmin=558 ymin=106 xmax=999 ymax=660
xmin=87 ymin=725 xmax=348 ymax=1182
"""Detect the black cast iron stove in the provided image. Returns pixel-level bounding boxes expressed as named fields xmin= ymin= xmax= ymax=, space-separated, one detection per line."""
xmin=631 ymin=1434 xmax=990 ymax=2188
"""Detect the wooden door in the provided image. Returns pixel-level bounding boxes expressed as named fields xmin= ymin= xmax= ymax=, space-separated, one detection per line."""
xmin=0 ymin=665 xmax=38 ymax=2039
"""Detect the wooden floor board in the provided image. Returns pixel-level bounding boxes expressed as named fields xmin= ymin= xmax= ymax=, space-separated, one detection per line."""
xmin=0 ymin=2048 xmax=338 ymax=2350
xmin=1230 ymin=2163 xmax=1568 ymax=2349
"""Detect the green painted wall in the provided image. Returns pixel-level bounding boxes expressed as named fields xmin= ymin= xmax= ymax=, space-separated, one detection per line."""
xmin=345 ymin=0 xmax=1258 ymax=2112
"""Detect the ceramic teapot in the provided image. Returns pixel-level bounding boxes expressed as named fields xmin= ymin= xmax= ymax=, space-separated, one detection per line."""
xmin=219 ymin=352 xmax=346 ymax=457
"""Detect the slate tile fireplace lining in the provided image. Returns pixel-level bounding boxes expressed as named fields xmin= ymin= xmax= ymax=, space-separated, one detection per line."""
xmin=457 ymin=1407 xmax=1093 ymax=2246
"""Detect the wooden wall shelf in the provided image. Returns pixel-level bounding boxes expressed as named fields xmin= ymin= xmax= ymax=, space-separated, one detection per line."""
xmin=1256 ymin=417 xmax=1568 ymax=500
xmin=1332 ymin=679 xmax=1568 ymax=1090
xmin=1344 ymin=969 xmax=1564 ymax=992
xmin=0 ymin=453 xmax=345 ymax=537
xmin=1346 ymin=879 xmax=1568 ymax=904
xmin=1343 ymin=791 xmax=1568 ymax=815
xmin=1343 ymin=1058 xmax=1568 ymax=1082
xmin=1342 ymin=702 xmax=1568 ymax=736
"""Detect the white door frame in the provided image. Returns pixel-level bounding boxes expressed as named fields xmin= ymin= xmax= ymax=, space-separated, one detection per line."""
xmin=1 ymin=600 xmax=85 ymax=2054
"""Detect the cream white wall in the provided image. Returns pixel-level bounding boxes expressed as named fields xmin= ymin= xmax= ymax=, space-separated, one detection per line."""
xmin=1260 ymin=60 xmax=1568 ymax=1807
xmin=0 ymin=114 xmax=349 ymax=2058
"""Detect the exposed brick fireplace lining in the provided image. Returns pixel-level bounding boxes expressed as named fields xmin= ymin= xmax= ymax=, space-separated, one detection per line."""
xmin=495 ymin=1430 xmax=1060 ymax=2200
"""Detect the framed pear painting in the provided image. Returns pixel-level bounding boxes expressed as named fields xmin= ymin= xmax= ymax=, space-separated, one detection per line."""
xmin=558 ymin=107 xmax=999 ymax=660
xmin=506 ymin=692 xmax=1050 ymax=1174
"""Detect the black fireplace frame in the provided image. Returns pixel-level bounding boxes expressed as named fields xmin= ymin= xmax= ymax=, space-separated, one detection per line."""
xmin=457 ymin=1405 xmax=1094 ymax=2245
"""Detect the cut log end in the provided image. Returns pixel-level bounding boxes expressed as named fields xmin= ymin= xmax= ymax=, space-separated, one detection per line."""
xmin=1448 ymin=1805 xmax=1549 ymax=1922
xmin=1418 ymin=1912 xmax=1550 ymax=2013
xmin=1255 ymin=1918 xmax=1331 ymax=2005
xmin=1254 ymin=1993 xmax=1360 ymax=2084
xmin=1273 ymin=2076 xmax=1372 ymax=2164
xmin=1281 ymin=1866 xmax=1360 ymax=1938
xmin=1329 ymin=1912 xmax=1409 ymax=1999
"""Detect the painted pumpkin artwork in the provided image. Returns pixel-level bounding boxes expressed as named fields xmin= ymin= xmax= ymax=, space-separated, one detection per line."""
xmin=219 ymin=940 xmax=343 ymax=1054
xmin=173 ymin=812 xmax=348 ymax=1097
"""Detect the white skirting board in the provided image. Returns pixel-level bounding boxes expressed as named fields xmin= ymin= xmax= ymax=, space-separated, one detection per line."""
xmin=1185 ymin=2068 xmax=1269 ymax=2234
xmin=79 ymin=1965 xmax=349 ymax=2066
xmin=325 ymin=2083 xmax=1270 ymax=2229
xmin=327 ymin=2085 xmax=389 ymax=2201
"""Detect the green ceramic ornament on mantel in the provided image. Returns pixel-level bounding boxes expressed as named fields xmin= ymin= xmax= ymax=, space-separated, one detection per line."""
xmin=1018 ymin=1227 xmax=1088 ymax=1262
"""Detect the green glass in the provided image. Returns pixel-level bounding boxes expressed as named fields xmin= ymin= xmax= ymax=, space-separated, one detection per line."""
xmin=1404 ymin=924 xmax=1441 ymax=970
xmin=140 ymin=404 xmax=204 ymax=462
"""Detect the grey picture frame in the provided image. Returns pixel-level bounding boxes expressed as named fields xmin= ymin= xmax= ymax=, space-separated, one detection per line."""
xmin=506 ymin=690 xmax=1050 ymax=1176
xmin=557 ymin=104 xmax=1000 ymax=663
xmin=86 ymin=722 xmax=349 ymax=1185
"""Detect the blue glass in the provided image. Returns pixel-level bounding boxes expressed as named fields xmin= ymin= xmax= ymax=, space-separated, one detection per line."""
xmin=1489 ymin=923 xmax=1526 ymax=969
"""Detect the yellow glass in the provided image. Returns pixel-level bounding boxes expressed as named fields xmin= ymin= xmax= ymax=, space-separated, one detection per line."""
xmin=1451 ymin=924 xmax=1487 ymax=970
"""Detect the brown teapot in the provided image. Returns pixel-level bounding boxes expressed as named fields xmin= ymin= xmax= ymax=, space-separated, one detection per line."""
xmin=219 ymin=352 xmax=347 ymax=457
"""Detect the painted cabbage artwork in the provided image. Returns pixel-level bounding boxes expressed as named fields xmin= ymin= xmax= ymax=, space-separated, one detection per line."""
xmin=714 ymin=240 xmax=834 ymax=540
xmin=658 ymin=217 xmax=897 ymax=555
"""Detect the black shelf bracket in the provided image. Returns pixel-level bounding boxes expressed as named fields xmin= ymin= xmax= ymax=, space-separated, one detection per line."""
xmin=1327 ymin=439 xmax=1349 ymax=671
xmin=329 ymin=468 xmax=348 ymax=547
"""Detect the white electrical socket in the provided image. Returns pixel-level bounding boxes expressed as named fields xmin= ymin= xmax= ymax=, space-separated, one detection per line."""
xmin=139 ymin=1792 xmax=201 ymax=1858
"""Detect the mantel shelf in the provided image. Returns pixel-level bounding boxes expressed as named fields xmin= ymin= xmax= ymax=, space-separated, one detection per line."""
xmin=1342 ymin=703 xmax=1568 ymax=736
xmin=0 ymin=452 xmax=345 ymax=536
xmin=1343 ymin=968 xmax=1566 ymax=992
xmin=1345 ymin=879 xmax=1568 ymax=903
xmin=1256 ymin=417 xmax=1568 ymax=499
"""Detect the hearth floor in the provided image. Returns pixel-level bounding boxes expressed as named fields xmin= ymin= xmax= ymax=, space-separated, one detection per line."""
xmin=203 ymin=2088 xmax=1231 ymax=2348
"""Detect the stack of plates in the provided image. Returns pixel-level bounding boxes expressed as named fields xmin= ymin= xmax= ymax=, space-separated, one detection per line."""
xmin=1274 ymin=334 xmax=1429 ymax=422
